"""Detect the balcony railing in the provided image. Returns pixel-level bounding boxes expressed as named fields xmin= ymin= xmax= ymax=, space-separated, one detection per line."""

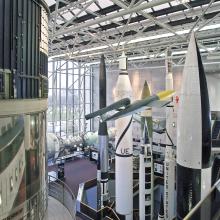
xmin=48 ymin=174 xmax=76 ymax=219
xmin=0 ymin=187 xmax=47 ymax=220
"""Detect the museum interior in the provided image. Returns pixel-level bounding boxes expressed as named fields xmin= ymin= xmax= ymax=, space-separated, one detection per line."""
xmin=0 ymin=0 xmax=220 ymax=219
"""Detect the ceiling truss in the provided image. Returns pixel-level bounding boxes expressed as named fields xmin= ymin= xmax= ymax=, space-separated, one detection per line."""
xmin=46 ymin=0 xmax=220 ymax=63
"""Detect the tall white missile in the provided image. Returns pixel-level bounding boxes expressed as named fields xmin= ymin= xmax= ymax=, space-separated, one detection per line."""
xmin=164 ymin=49 xmax=176 ymax=220
xmin=115 ymin=52 xmax=133 ymax=220
xmin=177 ymin=33 xmax=212 ymax=219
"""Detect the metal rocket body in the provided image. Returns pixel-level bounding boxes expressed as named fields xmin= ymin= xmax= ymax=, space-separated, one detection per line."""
xmin=177 ymin=33 xmax=212 ymax=219
xmin=98 ymin=55 xmax=109 ymax=207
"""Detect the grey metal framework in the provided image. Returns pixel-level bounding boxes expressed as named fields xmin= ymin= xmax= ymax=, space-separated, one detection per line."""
xmin=45 ymin=0 xmax=220 ymax=136
xmin=45 ymin=0 xmax=220 ymax=64
xmin=47 ymin=60 xmax=93 ymax=138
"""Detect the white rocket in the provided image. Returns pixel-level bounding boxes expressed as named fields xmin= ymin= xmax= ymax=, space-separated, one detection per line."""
xmin=139 ymin=81 xmax=154 ymax=220
xmin=177 ymin=33 xmax=212 ymax=219
xmin=115 ymin=52 xmax=133 ymax=220
xmin=164 ymin=49 xmax=176 ymax=220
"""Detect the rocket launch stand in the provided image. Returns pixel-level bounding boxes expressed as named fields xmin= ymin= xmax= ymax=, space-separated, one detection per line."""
xmin=139 ymin=143 xmax=154 ymax=220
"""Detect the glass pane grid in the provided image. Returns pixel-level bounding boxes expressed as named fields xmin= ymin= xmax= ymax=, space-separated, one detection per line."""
xmin=47 ymin=61 xmax=92 ymax=138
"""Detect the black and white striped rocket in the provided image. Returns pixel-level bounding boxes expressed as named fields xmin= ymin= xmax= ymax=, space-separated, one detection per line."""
xmin=176 ymin=33 xmax=212 ymax=219
xmin=98 ymin=55 xmax=109 ymax=208
xmin=115 ymin=52 xmax=133 ymax=220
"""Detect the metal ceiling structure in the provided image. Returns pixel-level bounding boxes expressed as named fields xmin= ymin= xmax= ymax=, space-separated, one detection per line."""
xmin=46 ymin=0 xmax=220 ymax=63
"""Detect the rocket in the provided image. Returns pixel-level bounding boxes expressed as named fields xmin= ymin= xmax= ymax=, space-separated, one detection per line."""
xmin=140 ymin=80 xmax=151 ymax=143
xmin=158 ymin=195 xmax=165 ymax=220
xmin=98 ymin=55 xmax=109 ymax=208
xmin=85 ymin=63 xmax=174 ymax=220
xmin=114 ymin=52 xmax=133 ymax=220
xmin=85 ymin=98 xmax=130 ymax=120
xmin=86 ymin=90 xmax=174 ymax=122
xmin=139 ymin=81 xmax=154 ymax=220
xmin=104 ymin=90 xmax=174 ymax=121
xmin=97 ymin=152 xmax=102 ymax=209
xmin=164 ymin=49 xmax=176 ymax=220
xmin=176 ymin=33 xmax=212 ymax=219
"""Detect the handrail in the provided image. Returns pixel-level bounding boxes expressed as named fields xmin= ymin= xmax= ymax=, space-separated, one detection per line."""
xmin=100 ymin=206 xmax=120 ymax=220
xmin=80 ymin=200 xmax=121 ymax=220
xmin=0 ymin=187 xmax=47 ymax=219
xmin=184 ymin=178 xmax=220 ymax=219
xmin=48 ymin=175 xmax=76 ymax=200
xmin=48 ymin=175 xmax=76 ymax=219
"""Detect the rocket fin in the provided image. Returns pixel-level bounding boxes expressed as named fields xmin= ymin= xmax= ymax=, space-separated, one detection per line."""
xmin=147 ymin=100 xmax=171 ymax=108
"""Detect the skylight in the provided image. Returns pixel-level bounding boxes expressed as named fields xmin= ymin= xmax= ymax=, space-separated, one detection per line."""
xmin=87 ymin=3 xmax=99 ymax=12
xmin=97 ymin=0 xmax=113 ymax=8
xmin=62 ymin=12 xmax=73 ymax=20
xmin=153 ymin=3 xmax=170 ymax=11
xmin=45 ymin=0 xmax=55 ymax=7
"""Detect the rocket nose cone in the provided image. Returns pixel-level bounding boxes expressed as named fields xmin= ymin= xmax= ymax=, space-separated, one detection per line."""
xmin=186 ymin=32 xmax=198 ymax=61
xmin=100 ymin=54 xmax=106 ymax=76
xmin=100 ymin=54 xmax=105 ymax=67
xmin=143 ymin=80 xmax=148 ymax=87
xmin=140 ymin=80 xmax=151 ymax=99
xmin=100 ymin=54 xmax=105 ymax=61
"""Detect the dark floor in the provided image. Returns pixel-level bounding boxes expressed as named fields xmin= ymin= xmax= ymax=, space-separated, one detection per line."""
xmin=48 ymin=158 xmax=97 ymax=220
xmin=48 ymin=157 xmax=97 ymax=197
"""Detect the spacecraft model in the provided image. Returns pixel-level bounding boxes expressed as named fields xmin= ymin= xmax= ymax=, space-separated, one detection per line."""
xmin=104 ymin=90 xmax=174 ymax=121
xmin=177 ymin=33 xmax=212 ymax=219
xmin=86 ymin=90 xmax=174 ymax=123
xmin=85 ymin=98 xmax=130 ymax=120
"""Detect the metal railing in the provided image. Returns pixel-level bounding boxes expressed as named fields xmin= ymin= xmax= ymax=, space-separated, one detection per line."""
xmin=77 ymin=178 xmax=120 ymax=220
xmin=48 ymin=175 xmax=76 ymax=219
xmin=184 ymin=178 xmax=220 ymax=220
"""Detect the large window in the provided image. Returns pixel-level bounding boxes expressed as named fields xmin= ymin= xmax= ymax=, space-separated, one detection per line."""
xmin=47 ymin=60 xmax=93 ymax=138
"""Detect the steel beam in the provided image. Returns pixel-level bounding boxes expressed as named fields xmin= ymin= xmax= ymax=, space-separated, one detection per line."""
xmin=53 ymin=0 xmax=173 ymax=36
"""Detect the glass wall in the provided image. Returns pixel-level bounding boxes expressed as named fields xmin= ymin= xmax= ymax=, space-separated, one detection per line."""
xmin=47 ymin=60 xmax=93 ymax=139
xmin=0 ymin=113 xmax=47 ymax=220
